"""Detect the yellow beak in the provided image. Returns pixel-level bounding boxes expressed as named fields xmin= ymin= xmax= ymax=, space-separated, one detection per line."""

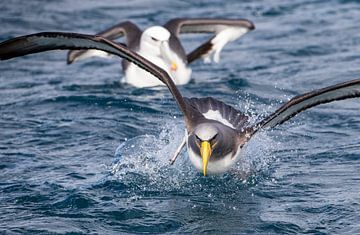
xmin=159 ymin=41 xmax=177 ymax=72
xmin=170 ymin=62 xmax=177 ymax=71
xmin=200 ymin=141 xmax=212 ymax=176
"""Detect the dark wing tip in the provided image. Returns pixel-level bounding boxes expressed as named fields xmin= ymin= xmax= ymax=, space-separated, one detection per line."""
xmin=248 ymin=20 xmax=255 ymax=30
xmin=240 ymin=19 xmax=255 ymax=30
xmin=66 ymin=49 xmax=85 ymax=65
xmin=0 ymin=37 xmax=27 ymax=60
xmin=0 ymin=53 xmax=11 ymax=60
xmin=0 ymin=32 xmax=81 ymax=61
xmin=66 ymin=51 xmax=75 ymax=64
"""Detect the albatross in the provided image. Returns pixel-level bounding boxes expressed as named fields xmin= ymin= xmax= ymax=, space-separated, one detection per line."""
xmin=66 ymin=18 xmax=255 ymax=87
xmin=1 ymin=32 xmax=360 ymax=176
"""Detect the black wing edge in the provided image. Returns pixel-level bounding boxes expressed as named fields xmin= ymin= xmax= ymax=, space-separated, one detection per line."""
xmin=164 ymin=18 xmax=255 ymax=36
xmin=253 ymin=78 xmax=360 ymax=133
xmin=186 ymin=40 xmax=214 ymax=64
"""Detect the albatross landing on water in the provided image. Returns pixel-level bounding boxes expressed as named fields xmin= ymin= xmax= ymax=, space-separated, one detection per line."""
xmin=1 ymin=32 xmax=360 ymax=176
xmin=66 ymin=18 xmax=255 ymax=87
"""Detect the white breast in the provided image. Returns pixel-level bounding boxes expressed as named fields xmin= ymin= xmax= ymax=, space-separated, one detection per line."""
xmin=72 ymin=49 xmax=112 ymax=62
xmin=186 ymin=136 xmax=242 ymax=174
xmin=123 ymin=49 xmax=191 ymax=87
xmin=169 ymin=54 xmax=192 ymax=85
xmin=124 ymin=56 xmax=166 ymax=87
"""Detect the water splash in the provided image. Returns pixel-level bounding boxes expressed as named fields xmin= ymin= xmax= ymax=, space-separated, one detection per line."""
xmin=110 ymin=117 xmax=281 ymax=193
xmin=110 ymin=119 xmax=195 ymax=191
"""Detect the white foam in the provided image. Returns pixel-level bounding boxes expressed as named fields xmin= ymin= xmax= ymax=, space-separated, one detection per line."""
xmin=111 ymin=120 xmax=195 ymax=191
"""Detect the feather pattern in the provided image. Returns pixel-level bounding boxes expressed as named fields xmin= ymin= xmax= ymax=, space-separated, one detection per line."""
xmin=185 ymin=97 xmax=249 ymax=130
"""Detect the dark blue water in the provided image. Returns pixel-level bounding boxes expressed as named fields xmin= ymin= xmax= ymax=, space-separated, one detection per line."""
xmin=1 ymin=0 xmax=360 ymax=234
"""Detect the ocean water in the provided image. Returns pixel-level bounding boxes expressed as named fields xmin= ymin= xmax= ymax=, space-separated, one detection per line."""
xmin=1 ymin=0 xmax=360 ymax=234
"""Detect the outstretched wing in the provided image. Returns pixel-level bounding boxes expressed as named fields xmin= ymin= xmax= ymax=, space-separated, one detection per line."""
xmin=67 ymin=21 xmax=141 ymax=64
xmin=164 ymin=18 xmax=255 ymax=64
xmin=254 ymin=79 xmax=360 ymax=131
xmin=0 ymin=32 xmax=198 ymax=124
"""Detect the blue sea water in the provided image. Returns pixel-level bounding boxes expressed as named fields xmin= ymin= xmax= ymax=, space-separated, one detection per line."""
xmin=1 ymin=0 xmax=360 ymax=234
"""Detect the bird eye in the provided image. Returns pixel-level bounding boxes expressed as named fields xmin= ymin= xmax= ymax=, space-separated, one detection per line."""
xmin=151 ymin=36 xmax=158 ymax=41
xmin=210 ymin=134 xmax=218 ymax=141
xmin=195 ymin=135 xmax=201 ymax=142
xmin=210 ymin=133 xmax=218 ymax=145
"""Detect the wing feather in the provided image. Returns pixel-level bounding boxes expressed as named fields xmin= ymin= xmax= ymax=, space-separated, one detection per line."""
xmin=164 ymin=18 xmax=255 ymax=64
xmin=256 ymin=79 xmax=360 ymax=130
xmin=67 ymin=21 xmax=141 ymax=64
xmin=0 ymin=32 xmax=195 ymax=123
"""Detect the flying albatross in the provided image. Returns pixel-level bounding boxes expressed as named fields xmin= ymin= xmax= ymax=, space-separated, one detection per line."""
xmin=1 ymin=32 xmax=360 ymax=176
xmin=66 ymin=18 xmax=255 ymax=87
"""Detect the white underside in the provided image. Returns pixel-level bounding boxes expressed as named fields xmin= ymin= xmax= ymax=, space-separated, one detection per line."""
xmin=203 ymin=27 xmax=249 ymax=63
xmin=70 ymin=45 xmax=191 ymax=88
xmin=73 ymin=49 xmax=112 ymax=62
xmin=124 ymin=50 xmax=192 ymax=88
xmin=187 ymin=137 xmax=242 ymax=174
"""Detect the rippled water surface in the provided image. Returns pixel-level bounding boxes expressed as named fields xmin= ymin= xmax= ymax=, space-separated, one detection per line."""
xmin=1 ymin=0 xmax=360 ymax=234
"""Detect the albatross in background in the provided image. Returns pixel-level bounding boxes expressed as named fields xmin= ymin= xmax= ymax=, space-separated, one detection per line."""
xmin=67 ymin=18 xmax=255 ymax=87
xmin=1 ymin=32 xmax=360 ymax=176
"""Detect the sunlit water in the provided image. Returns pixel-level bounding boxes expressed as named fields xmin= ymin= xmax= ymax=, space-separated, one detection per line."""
xmin=1 ymin=0 xmax=360 ymax=234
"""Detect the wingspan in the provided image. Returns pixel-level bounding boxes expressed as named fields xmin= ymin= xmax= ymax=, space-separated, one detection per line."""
xmin=67 ymin=21 xmax=141 ymax=64
xmin=0 ymin=32 xmax=198 ymax=125
xmin=164 ymin=18 xmax=255 ymax=63
xmin=254 ymin=79 xmax=360 ymax=131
